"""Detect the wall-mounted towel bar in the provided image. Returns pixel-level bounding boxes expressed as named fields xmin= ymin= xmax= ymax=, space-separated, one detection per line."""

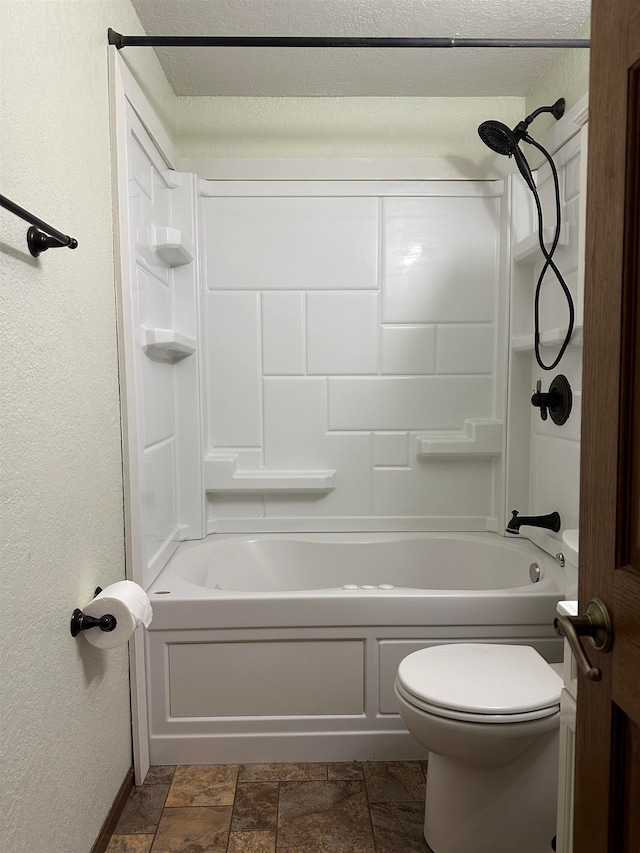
xmin=0 ymin=193 xmax=78 ymax=257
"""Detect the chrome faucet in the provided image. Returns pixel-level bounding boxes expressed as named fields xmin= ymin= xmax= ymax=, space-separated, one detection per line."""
xmin=506 ymin=510 xmax=561 ymax=534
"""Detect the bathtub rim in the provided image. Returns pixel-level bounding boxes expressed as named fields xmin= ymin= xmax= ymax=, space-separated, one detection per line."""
xmin=145 ymin=531 xmax=566 ymax=631
xmin=147 ymin=530 xmax=563 ymax=598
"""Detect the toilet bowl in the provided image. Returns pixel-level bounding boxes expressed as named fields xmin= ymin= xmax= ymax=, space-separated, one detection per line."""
xmin=395 ymin=643 xmax=563 ymax=853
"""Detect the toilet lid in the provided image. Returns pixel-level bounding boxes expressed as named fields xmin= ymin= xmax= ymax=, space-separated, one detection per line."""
xmin=395 ymin=679 xmax=559 ymax=724
xmin=397 ymin=644 xmax=563 ymax=716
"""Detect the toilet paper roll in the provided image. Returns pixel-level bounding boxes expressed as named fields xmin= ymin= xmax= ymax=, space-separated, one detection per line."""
xmin=82 ymin=581 xmax=153 ymax=649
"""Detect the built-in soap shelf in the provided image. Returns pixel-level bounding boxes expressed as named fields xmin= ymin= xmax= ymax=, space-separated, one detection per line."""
xmin=511 ymin=324 xmax=583 ymax=353
xmin=204 ymin=454 xmax=336 ymax=494
xmin=416 ymin=419 xmax=503 ymax=458
xmin=513 ymin=224 xmax=570 ymax=264
xmin=148 ymin=225 xmax=193 ymax=267
xmin=142 ymin=327 xmax=196 ymax=362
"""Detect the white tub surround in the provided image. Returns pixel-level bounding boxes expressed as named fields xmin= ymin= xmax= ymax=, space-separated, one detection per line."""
xmin=200 ymin=179 xmax=509 ymax=536
xmin=145 ymin=532 xmax=564 ymax=764
xmin=505 ymin=101 xmax=587 ymax=555
xmin=117 ymin=98 xmax=515 ymax=586
xmin=204 ymin=454 xmax=336 ymax=494
xmin=117 ymin=103 xmax=204 ymax=593
xmin=119 ymin=89 xmax=512 ymax=587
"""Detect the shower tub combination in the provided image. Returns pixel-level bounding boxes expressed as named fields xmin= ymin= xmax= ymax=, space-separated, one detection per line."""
xmin=145 ymin=532 xmax=565 ymax=764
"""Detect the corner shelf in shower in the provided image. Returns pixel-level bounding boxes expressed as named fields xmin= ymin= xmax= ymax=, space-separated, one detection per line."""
xmin=416 ymin=419 xmax=503 ymax=459
xmin=149 ymin=226 xmax=194 ymax=266
xmin=511 ymin=323 xmax=583 ymax=353
xmin=513 ymin=224 xmax=570 ymax=264
xmin=142 ymin=326 xmax=196 ymax=362
xmin=205 ymin=454 xmax=336 ymax=494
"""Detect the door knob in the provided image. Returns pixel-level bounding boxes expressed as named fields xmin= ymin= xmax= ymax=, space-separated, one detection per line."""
xmin=554 ymin=598 xmax=613 ymax=681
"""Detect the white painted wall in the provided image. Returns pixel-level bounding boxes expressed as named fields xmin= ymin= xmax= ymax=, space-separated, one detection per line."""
xmin=525 ymin=18 xmax=590 ymax=140
xmin=168 ymin=29 xmax=587 ymax=162
xmin=176 ymin=95 xmax=525 ymax=159
xmin=0 ymin=2 xmax=175 ymax=852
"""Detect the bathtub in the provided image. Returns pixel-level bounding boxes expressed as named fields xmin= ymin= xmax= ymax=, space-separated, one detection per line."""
xmin=145 ymin=532 xmax=565 ymax=764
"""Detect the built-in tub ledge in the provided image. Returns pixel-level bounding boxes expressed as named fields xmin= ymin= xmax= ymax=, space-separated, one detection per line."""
xmin=416 ymin=419 xmax=503 ymax=459
xmin=511 ymin=324 xmax=583 ymax=353
xmin=137 ymin=225 xmax=194 ymax=267
xmin=149 ymin=225 xmax=193 ymax=266
xmin=142 ymin=327 xmax=196 ymax=362
xmin=204 ymin=454 xmax=336 ymax=494
xmin=513 ymin=224 xmax=569 ymax=264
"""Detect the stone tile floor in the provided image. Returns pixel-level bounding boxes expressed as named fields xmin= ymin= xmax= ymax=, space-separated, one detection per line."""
xmin=107 ymin=761 xmax=435 ymax=853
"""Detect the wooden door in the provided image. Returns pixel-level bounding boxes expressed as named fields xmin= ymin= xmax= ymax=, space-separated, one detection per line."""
xmin=576 ymin=0 xmax=640 ymax=849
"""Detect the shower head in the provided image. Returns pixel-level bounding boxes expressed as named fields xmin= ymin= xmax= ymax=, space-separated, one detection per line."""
xmin=478 ymin=97 xmax=566 ymax=156
xmin=478 ymin=119 xmax=535 ymax=190
xmin=477 ymin=119 xmax=520 ymax=156
xmin=478 ymin=97 xmax=565 ymax=191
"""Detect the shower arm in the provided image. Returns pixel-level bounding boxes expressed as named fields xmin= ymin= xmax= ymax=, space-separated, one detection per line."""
xmin=525 ymin=105 xmax=552 ymax=123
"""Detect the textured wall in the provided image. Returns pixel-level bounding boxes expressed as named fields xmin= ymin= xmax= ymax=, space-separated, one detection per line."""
xmin=130 ymin=0 xmax=591 ymax=97
xmin=176 ymin=96 xmax=525 ymax=159
xmin=525 ymin=17 xmax=590 ymax=137
xmin=120 ymin=45 xmax=177 ymax=138
xmin=0 ymin=2 xmax=173 ymax=852
xmin=169 ymin=19 xmax=587 ymax=162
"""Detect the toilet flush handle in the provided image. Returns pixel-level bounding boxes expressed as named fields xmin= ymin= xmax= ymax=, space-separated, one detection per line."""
xmin=554 ymin=598 xmax=613 ymax=681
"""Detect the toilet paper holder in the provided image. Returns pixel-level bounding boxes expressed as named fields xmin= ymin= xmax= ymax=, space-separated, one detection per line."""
xmin=70 ymin=587 xmax=118 ymax=637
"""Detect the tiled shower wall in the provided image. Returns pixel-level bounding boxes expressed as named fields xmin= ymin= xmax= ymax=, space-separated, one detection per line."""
xmin=199 ymin=180 xmax=509 ymax=533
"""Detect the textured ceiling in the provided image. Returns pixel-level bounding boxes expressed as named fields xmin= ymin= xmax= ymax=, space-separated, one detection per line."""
xmin=128 ymin=0 xmax=590 ymax=97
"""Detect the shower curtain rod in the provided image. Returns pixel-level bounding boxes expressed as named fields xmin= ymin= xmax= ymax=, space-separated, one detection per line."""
xmin=107 ymin=29 xmax=589 ymax=50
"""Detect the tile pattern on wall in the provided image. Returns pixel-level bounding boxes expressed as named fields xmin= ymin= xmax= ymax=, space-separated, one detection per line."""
xmin=107 ymin=762 xmax=435 ymax=853
xmin=200 ymin=183 xmax=506 ymax=531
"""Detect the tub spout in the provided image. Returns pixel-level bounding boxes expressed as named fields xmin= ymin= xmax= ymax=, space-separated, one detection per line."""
xmin=506 ymin=510 xmax=561 ymax=534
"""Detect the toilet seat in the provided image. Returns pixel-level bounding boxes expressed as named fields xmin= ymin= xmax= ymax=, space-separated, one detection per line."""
xmin=395 ymin=679 xmax=560 ymax=724
xmin=396 ymin=644 xmax=562 ymax=724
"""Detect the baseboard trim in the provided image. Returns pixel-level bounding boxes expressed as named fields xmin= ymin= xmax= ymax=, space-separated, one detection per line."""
xmin=90 ymin=767 xmax=134 ymax=853
xmin=149 ymin=730 xmax=428 ymax=765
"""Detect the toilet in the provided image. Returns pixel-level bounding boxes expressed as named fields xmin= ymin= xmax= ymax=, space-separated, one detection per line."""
xmin=395 ymin=643 xmax=563 ymax=853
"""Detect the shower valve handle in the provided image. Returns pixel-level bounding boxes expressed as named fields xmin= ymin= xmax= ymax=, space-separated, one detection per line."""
xmin=531 ymin=380 xmax=549 ymax=420
xmin=531 ymin=375 xmax=573 ymax=426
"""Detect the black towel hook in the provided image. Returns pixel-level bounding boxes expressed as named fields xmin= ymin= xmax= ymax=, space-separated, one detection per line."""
xmin=70 ymin=587 xmax=117 ymax=637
